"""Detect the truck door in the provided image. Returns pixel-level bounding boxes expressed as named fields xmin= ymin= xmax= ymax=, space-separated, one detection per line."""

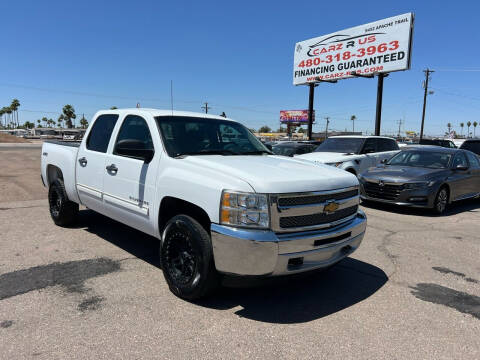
xmin=102 ymin=114 xmax=159 ymax=236
xmin=76 ymin=114 xmax=119 ymax=213
xmin=449 ymin=152 xmax=473 ymax=200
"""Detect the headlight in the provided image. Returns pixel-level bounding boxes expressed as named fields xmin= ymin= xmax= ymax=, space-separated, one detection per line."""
xmin=403 ymin=181 xmax=435 ymax=190
xmin=325 ymin=162 xmax=344 ymax=167
xmin=220 ymin=191 xmax=269 ymax=229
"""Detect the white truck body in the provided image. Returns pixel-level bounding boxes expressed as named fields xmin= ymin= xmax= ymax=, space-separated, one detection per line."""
xmin=41 ymin=109 xmax=367 ymax=285
xmin=296 ymin=135 xmax=400 ymax=176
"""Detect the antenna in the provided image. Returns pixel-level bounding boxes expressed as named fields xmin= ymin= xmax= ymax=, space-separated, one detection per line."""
xmin=170 ymin=80 xmax=173 ymax=115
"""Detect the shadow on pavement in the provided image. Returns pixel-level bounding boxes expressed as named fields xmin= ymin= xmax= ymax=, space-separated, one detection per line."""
xmin=361 ymin=197 xmax=480 ymax=217
xmin=75 ymin=209 xmax=388 ymax=324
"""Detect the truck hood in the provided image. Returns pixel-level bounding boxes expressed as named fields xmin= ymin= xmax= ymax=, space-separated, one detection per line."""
xmin=295 ymin=152 xmax=362 ymax=163
xmin=181 ymin=155 xmax=358 ymax=193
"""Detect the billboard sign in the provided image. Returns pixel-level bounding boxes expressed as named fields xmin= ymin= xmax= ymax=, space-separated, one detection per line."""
xmin=280 ymin=110 xmax=314 ymax=123
xmin=293 ymin=13 xmax=414 ymax=85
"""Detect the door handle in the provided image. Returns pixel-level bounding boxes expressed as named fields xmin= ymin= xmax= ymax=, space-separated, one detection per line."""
xmin=106 ymin=164 xmax=118 ymax=174
xmin=78 ymin=157 xmax=87 ymax=167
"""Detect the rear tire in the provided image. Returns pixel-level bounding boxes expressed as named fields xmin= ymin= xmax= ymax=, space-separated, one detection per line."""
xmin=160 ymin=215 xmax=219 ymax=300
xmin=433 ymin=186 xmax=448 ymax=215
xmin=48 ymin=179 xmax=79 ymax=226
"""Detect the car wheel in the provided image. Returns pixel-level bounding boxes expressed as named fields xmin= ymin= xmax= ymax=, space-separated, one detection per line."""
xmin=433 ymin=187 xmax=448 ymax=215
xmin=48 ymin=179 xmax=79 ymax=226
xmin=160 ymin=215 xmax=219 ymax=300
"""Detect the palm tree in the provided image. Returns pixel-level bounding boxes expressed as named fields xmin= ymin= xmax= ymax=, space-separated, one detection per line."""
xmin=5 ymin=107 xmax=12 ymax=128
xmin=351 ymin=115 xmax=356 ymax=132
xmin=10 ymin=99 xmax=20 ymax=128
xmin=37 ymin=119 xmax=41 ymax=128
xmin=62 ymin=105 xmax=76 ymax=128
xmin=57 ymin=114 xmax=64 ymax=128
xmin=460 ymin=122 xmax=464 ymax=136
xmin=467 ymin=121 xmax=472 ymax=138
xmin=79 ymin=115 xmax=88 ymax=129
xmin=473 ymin=121 xmax=478 ymax=138
xmin=41 ymin=117 xmax=48 ymax=127
xmin=0 ymin=108 xmax=4 ymax=128
xmin=447 ymin=123 xmax=452 ymax=134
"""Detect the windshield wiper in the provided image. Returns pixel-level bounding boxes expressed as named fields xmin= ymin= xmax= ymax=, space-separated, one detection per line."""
xmin=174 ymin=149 xmax=240 ymax=158
xmin=240 ymin=150 xmax=273 ymax=155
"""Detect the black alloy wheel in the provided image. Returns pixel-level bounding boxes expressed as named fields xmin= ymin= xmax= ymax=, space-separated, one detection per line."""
xmin=433 ymin=187 xmax=448 ymax=215
xmin=48 ymin=179 xmax=78 ymax=226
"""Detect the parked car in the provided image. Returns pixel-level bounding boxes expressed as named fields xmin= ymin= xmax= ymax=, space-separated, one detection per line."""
xmin=41 ymin=109 xmax=367 ymax=300
xmin=296 ymin=136 xmax=399 ymax=176
xmin=459 ymin=139 xmax=480 ymax=156
xmin=359 ymin=147 xmax=480 ymax=214
xmin=272 ymin=142 xmax=317 ymax=157
xmin=418 ymin=138 xmax=456 ymax=148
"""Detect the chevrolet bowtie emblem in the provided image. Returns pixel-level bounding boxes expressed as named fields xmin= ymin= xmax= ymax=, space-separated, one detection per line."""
xmin=324 ymin=201 xmax=339 ymax=214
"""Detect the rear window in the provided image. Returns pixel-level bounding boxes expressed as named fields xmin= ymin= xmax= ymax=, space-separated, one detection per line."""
xmin=86 ymin=114 xmax=119 ymax=153
xmin=461 ymin=141 xmax=480 ymax=155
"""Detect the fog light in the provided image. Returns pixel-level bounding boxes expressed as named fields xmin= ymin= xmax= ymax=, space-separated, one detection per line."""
xmin=288 ymin=257 xmax=304 ymax=267
xmin=409 ymin=197 xmax=427 ymax=202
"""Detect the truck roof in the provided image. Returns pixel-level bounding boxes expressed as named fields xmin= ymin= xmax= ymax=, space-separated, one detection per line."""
xmin=95 ymin=108 xmax=236 ymax=122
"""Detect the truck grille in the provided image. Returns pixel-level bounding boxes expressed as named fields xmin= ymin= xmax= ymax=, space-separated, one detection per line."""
xmin=364 ymin=181 xmax=404 ymax=201
xmin=271 ymin=187 xmax=359 ymax=232
xmin=279 ymin=205 xmax=358 ymax=229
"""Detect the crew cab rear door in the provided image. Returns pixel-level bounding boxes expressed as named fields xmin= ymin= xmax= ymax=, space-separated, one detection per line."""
xmin=102 ymin=114 xmax=160 ymax=236
xmin=76 ymin=114 xmax=119 ymax=213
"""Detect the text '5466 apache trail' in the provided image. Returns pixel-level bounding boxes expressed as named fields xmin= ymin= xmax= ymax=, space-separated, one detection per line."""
xmin=293 ymin=13 xmax=414 ymax=85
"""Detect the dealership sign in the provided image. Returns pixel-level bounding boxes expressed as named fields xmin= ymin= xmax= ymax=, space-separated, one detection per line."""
xmin=293 ymin=13 xmax=414 ymax=85
xmin=280 ymin=110 xmax=314 ymax=123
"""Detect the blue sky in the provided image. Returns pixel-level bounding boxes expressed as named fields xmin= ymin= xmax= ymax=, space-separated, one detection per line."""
xmin=1 ymin=0 xmax=480 ymax=136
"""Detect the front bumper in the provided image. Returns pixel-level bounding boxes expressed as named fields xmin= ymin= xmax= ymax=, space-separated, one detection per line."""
xmin=360 ymin=183 xmax=438 ymax=208
xmin=211 ymin=210 xmax=367 ymax=276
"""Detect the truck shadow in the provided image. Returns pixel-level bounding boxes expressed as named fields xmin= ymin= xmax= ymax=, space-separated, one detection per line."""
xmin=76 ymin=209 xmax=388 ymax=324
xmin=361 ymin=198 xmax=480 ymax=217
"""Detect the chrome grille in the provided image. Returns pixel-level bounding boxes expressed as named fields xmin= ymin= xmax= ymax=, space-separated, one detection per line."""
xmin=270 ymin=187 xmax=359 ymax=232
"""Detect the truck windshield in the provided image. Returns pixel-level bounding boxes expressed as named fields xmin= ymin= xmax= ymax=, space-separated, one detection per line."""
xmin=155 ymin=116 xmax=271 ymax=157
xmin=314 ymin=138 xmax=364 ymax=154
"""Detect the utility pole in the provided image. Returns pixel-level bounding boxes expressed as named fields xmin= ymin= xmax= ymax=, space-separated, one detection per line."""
xmin=324 ymin=117 xmax=330 ymax=139
xmin=420 ymin=69 xmax=434 ymax=140
xmin=396 ymin=119 xmax=403 ymax=138
xmin=307 ymin=83 xmax=316 ymax=140
xmin=201 ymin=102 xmax=211 ymax=114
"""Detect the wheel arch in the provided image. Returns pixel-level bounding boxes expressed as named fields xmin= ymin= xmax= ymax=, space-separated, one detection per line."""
xmin=46 ymin=164 xmax=64 ymax=186
xmin=158 ymin=197 xmax=211 ymax=235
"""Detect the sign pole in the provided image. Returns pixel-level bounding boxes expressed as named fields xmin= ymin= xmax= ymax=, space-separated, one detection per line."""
xmin=307 ymin=83 xmax=315 ymax=140
xmin=374 ymin=73 xmax=388 ymax=136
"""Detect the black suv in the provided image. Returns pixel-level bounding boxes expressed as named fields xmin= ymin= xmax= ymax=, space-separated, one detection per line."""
xmin=460 ymin=139 xmax=480 ymax=155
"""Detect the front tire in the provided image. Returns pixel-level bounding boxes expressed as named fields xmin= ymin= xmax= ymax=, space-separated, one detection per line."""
xmin=48 ymin=179 xmax=79 ymax=226
xmin=160 ymin=215 xmax=219 ymax=300
xmin=433 ymin=186 xmax=448 ymax=215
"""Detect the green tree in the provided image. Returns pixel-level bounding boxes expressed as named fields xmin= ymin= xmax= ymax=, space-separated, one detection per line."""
xmin=473 ymin=121 xmax=478 ymax=137
xmin=36 ymin=119 xmax=41 ymax=128
xmin=0 ymin=107 xmax=5 ymax=128
xmin=297 ymin=127 xmax=306 ymax=133
xmin=62 ymin=105 xmax=76 ymax=128
xmin=24 ymin=121 xmax=34 ymax=129
xmin=79 ymin=115 xmax=88 ymax=129
xmin=57 ymin=114 xmax=64 ymax=128
xmin=460 ymin=122 xmax=464 ymax=136
xmin=42 ymin=117 xmax=48 ymax=127
xmin=351 ymin=115 xmax=356 ymax=132
xmin=276 ymin=126 xmax=286 ymax=132
xmin=467 ymin=121 xmax=472 ymax=138
xmin=110 ymin=106 xmax=118 ymax=110
xmin=447 ymin=123 xmax=452 ymax=134
xmin=10 ymin=99 xmax=20 ymax=128
xmin=258 ymin=125 xmax=272 ymax=133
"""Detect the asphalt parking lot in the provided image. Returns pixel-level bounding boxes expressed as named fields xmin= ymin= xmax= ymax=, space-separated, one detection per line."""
xmin=1 ymin=145 xmax=479 ymax=359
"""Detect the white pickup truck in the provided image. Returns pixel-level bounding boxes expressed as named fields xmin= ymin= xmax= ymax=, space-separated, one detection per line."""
xmin=41 ymin=109 xmax=367 ymax=299
xmin=296 ymin=136 xmax=400 ymax=176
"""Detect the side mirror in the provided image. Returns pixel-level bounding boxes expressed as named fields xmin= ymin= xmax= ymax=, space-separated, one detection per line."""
xmin=115 ymin=139 xmax=154 ymax=163
xmin=264 ymin=144 xmax=273 ymax=151
xmin=455 ymin=164 xmax=469 ymax=171
xmin=381 ymin=158 xmax=388 ymax=164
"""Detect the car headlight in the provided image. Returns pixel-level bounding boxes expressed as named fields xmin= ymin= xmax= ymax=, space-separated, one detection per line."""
xmin=220 ymin=191 xmax=269 ymax=229
xmin=403 ymin=181 xmax=435 ymax=190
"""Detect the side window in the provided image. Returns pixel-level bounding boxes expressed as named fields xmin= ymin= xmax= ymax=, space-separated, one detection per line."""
xmin=452 ymin=153 xmax=468 ymax=168
xmin=377 ymin=139 xmax=398 ymax=152
xmin=86 ymin=114 xmax=119 ymax=153
xmin=113 ymin=115 xmax=154 ymax=157
xmin=462 ymin=141 xmax=480 ymax=155
xmin=465 ymin=151 xmax=480 ymax=167
xmin=362 ymin=139 xmax=378 ymax=154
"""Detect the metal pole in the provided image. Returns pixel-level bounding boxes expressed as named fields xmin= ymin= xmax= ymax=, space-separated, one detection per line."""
xmin=307 ymin=83 xmax=315 ymax=140
xmin=375 ymin=73 xmax=385 ymax=136
xmin=324 ymin=117 xmax=330 ymax=139
xmin=420 ymin=69 xmax=433 ymax=140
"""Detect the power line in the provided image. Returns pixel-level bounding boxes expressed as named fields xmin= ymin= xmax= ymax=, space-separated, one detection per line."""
xmin=201 ymin=102 xmax=211 ymax=114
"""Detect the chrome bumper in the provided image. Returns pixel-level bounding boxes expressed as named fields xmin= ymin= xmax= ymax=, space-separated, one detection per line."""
xmin=211 ymin=210 xmax=367 ymax=276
